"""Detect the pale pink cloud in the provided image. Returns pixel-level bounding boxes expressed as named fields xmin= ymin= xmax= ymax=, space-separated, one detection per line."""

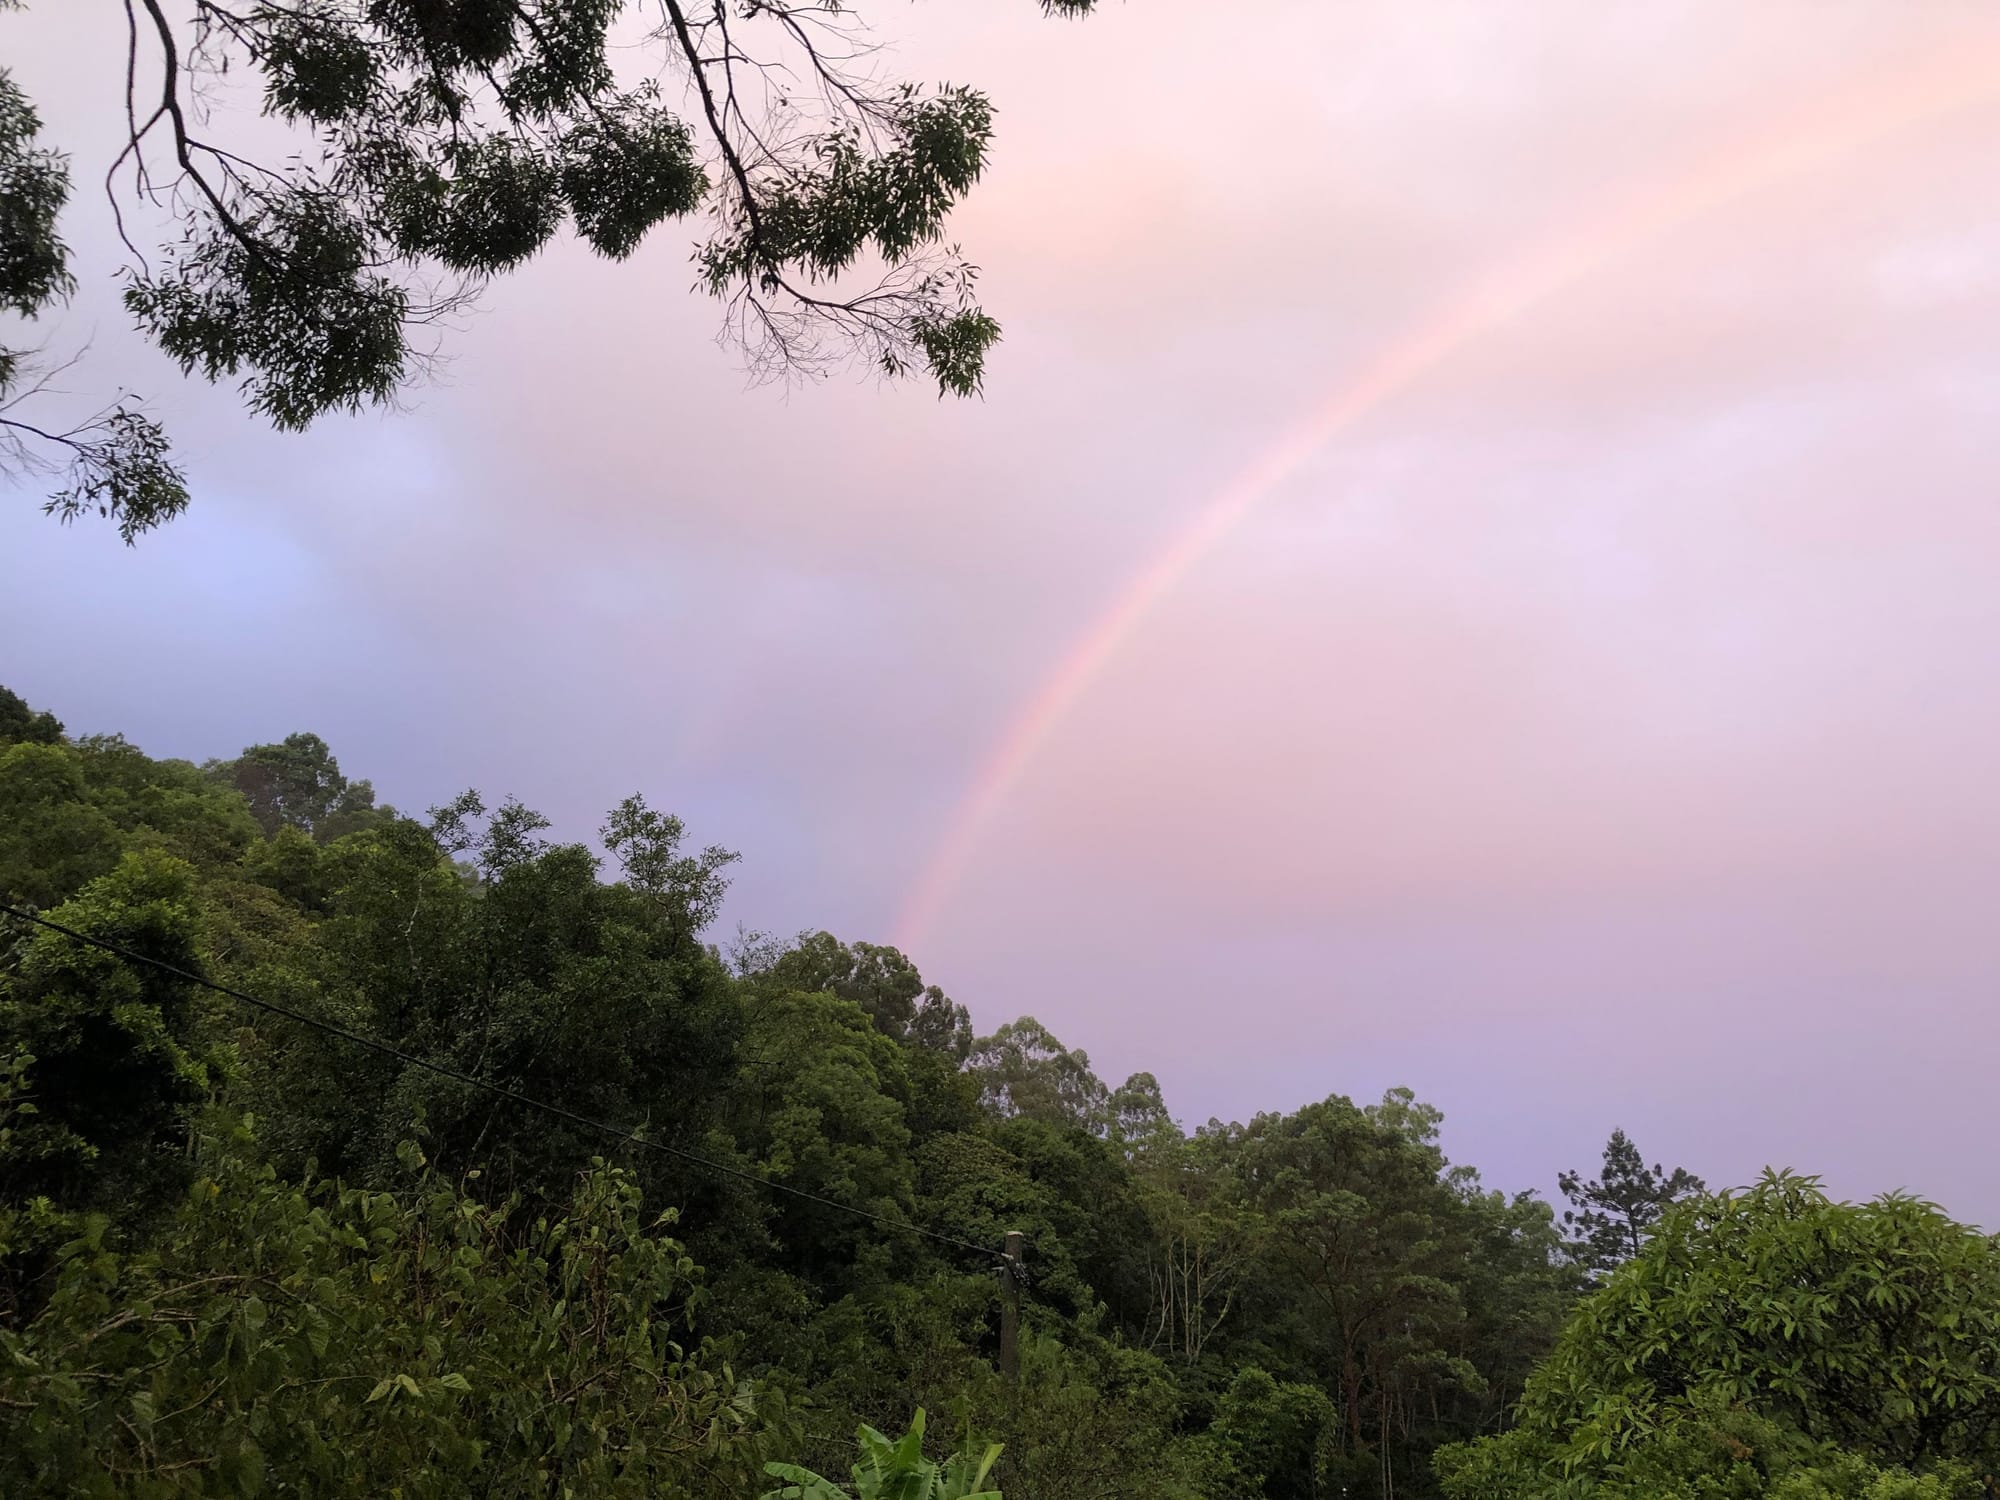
xmin=8 ymin=0 xmax=2000 ymax=1215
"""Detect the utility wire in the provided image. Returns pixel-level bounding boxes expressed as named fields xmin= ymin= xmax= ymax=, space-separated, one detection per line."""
xmin=0 ymin=901 xmax=1004 ymax=1263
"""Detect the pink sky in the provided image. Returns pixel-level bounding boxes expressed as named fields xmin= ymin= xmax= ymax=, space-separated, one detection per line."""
xmin=7 ymin=1 xmax=2000 ymax=1218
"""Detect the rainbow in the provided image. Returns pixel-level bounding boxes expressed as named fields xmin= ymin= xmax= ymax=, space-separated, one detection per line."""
xmin=894 ymin=35 xmax=2000 ymax=953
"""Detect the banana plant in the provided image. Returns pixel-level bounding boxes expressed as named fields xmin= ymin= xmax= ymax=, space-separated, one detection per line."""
xmin=762 ymin=1408 xmax=1003 ymax=1500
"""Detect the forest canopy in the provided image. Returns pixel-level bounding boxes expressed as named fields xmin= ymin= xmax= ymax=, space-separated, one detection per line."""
xmin=3 ymin=684 xmax=1991 ymax=1500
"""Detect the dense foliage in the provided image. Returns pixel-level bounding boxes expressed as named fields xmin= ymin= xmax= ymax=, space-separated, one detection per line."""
xmin=1436 ymin=1175 xmax=2000 ymax=1500
xmin=23 ymin=684 xmax=1976 ymax=1500
xmin=2 ymin=1136 xmax=770 ymax=1497
xmin=12 ymin=683 xmax=1972 ymax=1500
xmin=0 ymin=0 xmax=1096 ymax=538
xmin=0 ymin=686 xmax=1587 ymax=1496
xmin=764 ymin=1408 xmax=1003 ymax=1500
xmin=3 ymin=19 xmax=1972 ymax=1500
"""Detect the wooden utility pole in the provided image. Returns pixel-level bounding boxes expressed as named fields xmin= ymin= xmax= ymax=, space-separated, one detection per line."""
xmin=999 ymin=1229 xmax=1025 ymax=1383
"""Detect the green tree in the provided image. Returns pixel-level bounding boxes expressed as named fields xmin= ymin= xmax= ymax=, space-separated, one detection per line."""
xmin=603 ymin=793 xmax=739 ymax=943
xmin=726 ymin=986 xmax=916 ymax=1278
xmin=4 ymin=0 xmax=1099 ymax=537
xmin=283 ymin=792 xmax=743 ymax=1208
xmin=73 ymin=734 xmax=263 ymax=870
xmin=0 ymin=686 xmax=63 ymax=745
xmin=1106 ymin=1070 xmax=1179 ymax=1157
xmin=995 ymin=1335 xmax=1203 ymax=1500
xmin=1133 ymin=1123 xmax=1256 ymax=1369
xmin=0 ymin=57 xmax=188 ymax=539
xmin=1436 ymin=1173 xmax=2000 ymax=1500
xmin=0 ymin=741 xmax=123 ymax=906
xmin=1235 ymin=1090 xmax=1483 ymax=1466
xmin=1448 ymin=1182 xmax=1574 ymax=1442
xmin=0 ymin=693 xmax=1633 ymax=1497
xmin=904 ymin=1122 xmax=1147 ymax=1334
xmin=205 ymin=731 xmax=386 ymax=842
xmin=0 ymin=849 xmax=211 ymax=1217
xmin=1557 ymin=1127 xmax=1704 ymax=1280
xmin=967 ymin=1017 xmax=1108 ymax=1133
xmin=0 ymin=716 xmax=266 ymax=906
xmin=1206 ymin=1365 xmax=1339 ymax=1500
xmin=768 ymin=932 xmax=973 ymax=1060
xmin=0 ymin=1138 xmax=772 ymax=1497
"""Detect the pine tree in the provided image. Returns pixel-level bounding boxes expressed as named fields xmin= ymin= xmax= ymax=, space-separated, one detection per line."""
xmin=1557 ymin=1128 xmax=1704 ymax=1280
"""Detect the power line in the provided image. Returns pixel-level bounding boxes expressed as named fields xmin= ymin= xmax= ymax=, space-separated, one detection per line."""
xmin=0 ymin=901 xmax=1004 ymax=1263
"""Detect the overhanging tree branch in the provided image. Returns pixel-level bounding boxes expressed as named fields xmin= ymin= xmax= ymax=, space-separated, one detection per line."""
xmin=5 ymin=0 xmax=1098 ymax=536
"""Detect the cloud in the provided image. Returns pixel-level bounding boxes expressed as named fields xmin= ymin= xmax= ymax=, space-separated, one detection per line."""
xmin=9 ymin=0 xmax=2000 ymax=1216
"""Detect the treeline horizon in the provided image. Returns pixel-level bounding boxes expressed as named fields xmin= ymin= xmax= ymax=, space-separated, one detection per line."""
xmin=0 ymin=683 xmax=1656 ymax=1197
xmin=6 ymin=681 xmax=1999 ymax=1500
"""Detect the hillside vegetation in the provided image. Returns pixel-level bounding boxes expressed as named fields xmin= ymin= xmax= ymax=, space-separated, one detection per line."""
xmin=4 ymin=685 xmax=1997 ymax=1499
